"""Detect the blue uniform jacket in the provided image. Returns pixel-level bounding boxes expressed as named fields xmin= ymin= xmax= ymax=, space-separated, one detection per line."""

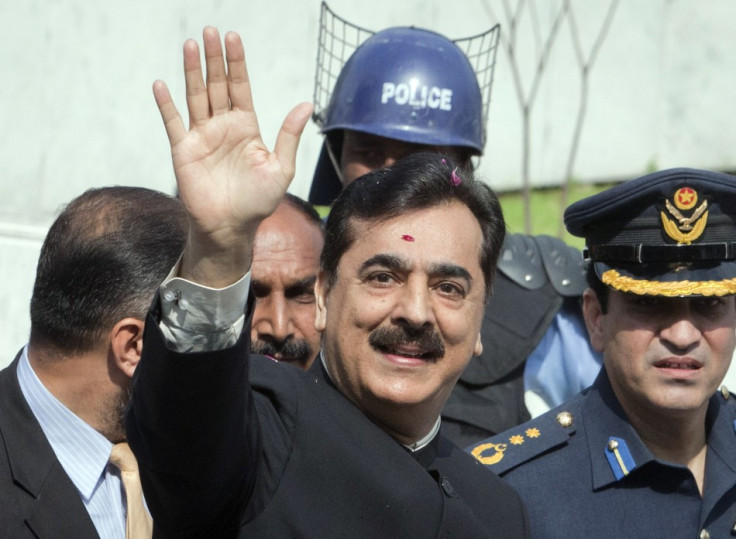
xmin=467 ymin=369 xmax=736 ymax=538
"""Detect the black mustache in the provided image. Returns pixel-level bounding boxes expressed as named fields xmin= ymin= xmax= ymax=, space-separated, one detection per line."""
xmin=253 ymin=337 xmax=313 ymax=362
xmin=368 ymin=325 xmax=445 ymax=360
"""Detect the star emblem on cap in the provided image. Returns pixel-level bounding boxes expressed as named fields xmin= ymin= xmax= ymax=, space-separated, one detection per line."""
xmin=674 ymin=187 xmax=697 ymax=210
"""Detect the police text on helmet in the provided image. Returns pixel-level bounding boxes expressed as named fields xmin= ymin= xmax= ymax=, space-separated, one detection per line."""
xmin=381 ymin=80 xmax=452 ymax=111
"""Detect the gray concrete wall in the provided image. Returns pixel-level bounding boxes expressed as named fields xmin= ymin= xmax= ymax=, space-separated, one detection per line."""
xmin=2 ymin=0 xmax=735 ymax=362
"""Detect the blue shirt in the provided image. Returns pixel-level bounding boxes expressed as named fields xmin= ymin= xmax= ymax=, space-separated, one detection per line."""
xmin=17 ymin=347 xmax=126 ymax=538
xmin=524 ymin=302 xmax=603 ymax=412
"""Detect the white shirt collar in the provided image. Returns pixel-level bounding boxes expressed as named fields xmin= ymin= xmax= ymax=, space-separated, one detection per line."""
xmin=16 ymin=346 xmax=113 ymax=500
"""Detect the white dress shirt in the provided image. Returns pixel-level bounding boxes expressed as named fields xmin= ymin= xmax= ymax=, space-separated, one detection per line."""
xmin=16 ymin=347 xmax=126 ymax=538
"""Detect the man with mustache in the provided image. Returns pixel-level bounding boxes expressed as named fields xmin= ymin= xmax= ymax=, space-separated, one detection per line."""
xmin=469 ymin=168 xmax=736 ymax=538
xmin=251 ymin=194 xmax=324 ymax=369
xmin=308 ymin=5 xmax=600 ymax=446
xmin=125 ymin=27 xmax=529 ymax=537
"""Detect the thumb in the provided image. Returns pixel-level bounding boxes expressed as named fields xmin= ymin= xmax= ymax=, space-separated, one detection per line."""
xmin=273 ymin=102 xmax=314 ymax=181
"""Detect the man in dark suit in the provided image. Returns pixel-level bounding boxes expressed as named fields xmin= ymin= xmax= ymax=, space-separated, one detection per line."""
xmin=125 ymin=27 xmax=529 ymax=537
xmin=307 ymin=5 xmax=600 ymax=446
xmin=0 ymin=187 xmax=187 ymax=537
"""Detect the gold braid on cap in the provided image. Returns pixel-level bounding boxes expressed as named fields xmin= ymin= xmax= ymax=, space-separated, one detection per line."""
xmin=601 ymin=269 xmax=736 ymax=297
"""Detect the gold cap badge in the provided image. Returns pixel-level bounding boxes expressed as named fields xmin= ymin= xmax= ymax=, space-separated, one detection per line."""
xmin=661 ymin=187 xmax=708 ymax=244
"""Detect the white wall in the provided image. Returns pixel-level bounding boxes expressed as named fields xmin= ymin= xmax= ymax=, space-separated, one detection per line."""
xmin=2 ymin=0 xmax=736 ymax=363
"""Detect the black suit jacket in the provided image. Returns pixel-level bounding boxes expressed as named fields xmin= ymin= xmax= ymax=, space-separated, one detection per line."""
xmin=0 ymin=353 xmax=99 ymax=538
xmin=127 ymin=304 xmax=530 ymax=538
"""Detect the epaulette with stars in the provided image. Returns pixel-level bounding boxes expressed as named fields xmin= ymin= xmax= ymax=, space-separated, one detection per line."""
xmin=467 ymin=401 xmax=581 ymax=475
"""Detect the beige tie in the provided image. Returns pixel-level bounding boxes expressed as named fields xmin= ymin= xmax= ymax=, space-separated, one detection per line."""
xmin=109 ymin=442 xmax=153 ymax=539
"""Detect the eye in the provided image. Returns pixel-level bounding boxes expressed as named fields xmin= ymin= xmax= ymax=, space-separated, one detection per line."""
xmin=292 ymin=290 xmax=316 ymax=304
xmin=251 ymin=282 xmax=269 ymax=299
xmin=435 ymin=281 xmax=465 ymax=299
xmin=629 ymin=295 xmax=662 ymax=308
xmin=366 ymin=271 xmax=397 ymax=287
xmin=347 ymin=145 xmax=387 ymax=169
xmin=692 ymin=296 xmax=728 ymax=316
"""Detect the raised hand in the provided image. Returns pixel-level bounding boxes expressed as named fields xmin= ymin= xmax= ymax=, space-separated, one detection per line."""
xmin=154 ymin=26 xmax=313 ymax=286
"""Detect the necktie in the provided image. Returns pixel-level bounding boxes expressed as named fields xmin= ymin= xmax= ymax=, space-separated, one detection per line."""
xmin=109 ymin=442 xmax=153 ymax=539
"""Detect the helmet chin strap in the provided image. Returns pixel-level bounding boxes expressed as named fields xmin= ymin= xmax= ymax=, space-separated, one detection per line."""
xmin=324 ymin=137 xmax=346 ymax=187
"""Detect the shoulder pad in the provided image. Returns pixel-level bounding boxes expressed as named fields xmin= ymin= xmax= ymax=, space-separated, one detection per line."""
xmin=496 ymin=234 xmax=546 ymax=290
xmin=534 ymin=235 xmax=587 ymax=296
xmin=467 ymin=402 xmax=580 ymax=475
xmin=497 ymin=234 xmax=587 ymax=296
xmin=717 ymin=384 xmax=736 ymax=408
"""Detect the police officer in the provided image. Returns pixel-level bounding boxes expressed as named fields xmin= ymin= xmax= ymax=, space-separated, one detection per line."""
xmin=308 ymin=4 xmax=602 ymax=446
xmin=469 ymin=168 xmax=736 ymax=538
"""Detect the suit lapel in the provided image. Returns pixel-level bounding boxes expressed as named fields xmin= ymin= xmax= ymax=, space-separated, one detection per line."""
xmin=0 ymin=353 xmax=99 ymax=538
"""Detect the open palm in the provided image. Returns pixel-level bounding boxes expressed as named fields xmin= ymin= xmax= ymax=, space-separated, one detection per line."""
xmin=154 ymin=27 xmax=312 ymax=284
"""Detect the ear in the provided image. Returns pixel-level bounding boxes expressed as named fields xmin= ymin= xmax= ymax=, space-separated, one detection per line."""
xmin=473 ymin=332 xmax=483 ymax=357
xmin=314 ymin=270 xmax=330 ymax=332
xmin=582 ymin=289 xmax=605 ymax=353
xmin=109 ymin=317 xmax=145 ymax=379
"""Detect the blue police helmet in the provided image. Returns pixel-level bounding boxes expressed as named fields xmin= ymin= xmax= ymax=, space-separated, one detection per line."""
xmin=322 ymin=27 xmax=485 ymax=152
xmin=564 ymin=168 xmax=736 ymax=297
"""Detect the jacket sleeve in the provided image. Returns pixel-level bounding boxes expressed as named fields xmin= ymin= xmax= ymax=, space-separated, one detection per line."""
xmin=125 ymin=294 xmax=260 ymax=538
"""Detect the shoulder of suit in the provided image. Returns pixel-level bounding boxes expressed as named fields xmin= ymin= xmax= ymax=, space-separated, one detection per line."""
xmin=466 ymin=395 xmax=584 ymax=475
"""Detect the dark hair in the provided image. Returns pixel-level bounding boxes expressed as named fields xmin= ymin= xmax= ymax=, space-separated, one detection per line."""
xmin=282 ymin=193 xmax=324 ymax=233
xmin=29 ymin=187 xmax=188 ymax=353
xmin=321 ymin=151 xmax=506 ymax=302
xmin=585 ymin=264 xmax=609 ymax=313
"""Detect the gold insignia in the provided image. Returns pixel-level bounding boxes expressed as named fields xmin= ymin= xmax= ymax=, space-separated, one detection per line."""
xmin=674 ymin=187 xmax=697 ymax=210
xmin=601 ymin=269 xmax=736 ymax=297
xmin=606 ymin=439 xmax=630 ymax=476
xmin=721 ymin=385 xmax=730 ymax=400
xmin=556 ymin=412 xmax=573 ymax=428
xmin=526 ymin=428 xmax=540 ymax=438
xmin=510 ymin=435 xmax=524 ymax=445
xmin=471 ymin=442 xmax=507 ymax=465
xmin=661 ymin=187 xmax=708 ymax=244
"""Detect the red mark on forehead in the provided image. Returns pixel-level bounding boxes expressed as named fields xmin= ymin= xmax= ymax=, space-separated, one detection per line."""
xmin=401 ymin=234 xmax=415 ymax=242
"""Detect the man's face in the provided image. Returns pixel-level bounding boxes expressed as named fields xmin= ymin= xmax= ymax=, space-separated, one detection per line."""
xmin=315 ymin=202 xmax=485 ymax=441
xmin=584 ymin=289 xmax=736 ymax=418
xmin=339 ymin=130 xmax=468 ymax=186
xmin=251 ymin=202 xmax=324 ymax=369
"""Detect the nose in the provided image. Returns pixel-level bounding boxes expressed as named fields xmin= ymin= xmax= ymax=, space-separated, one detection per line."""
xmin=659 ymin=308 xmax=702 ymax=352
xmin=254 ymin=295 xmax=293 ymax=342
xmin=392 ymin=279 xmax=436 ymax=329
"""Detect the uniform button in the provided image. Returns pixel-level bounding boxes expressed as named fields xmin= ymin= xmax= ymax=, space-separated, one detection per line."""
xmin=556 ymin=411 xmax=574 ymax=428
xmin=699 ymin=528 xmax=710 ymax=539
xmin=178 ymin=298 xmax=189 ymax=311
xmin=441 ymin=477 xmax=455 ymax=497
xmin=163 ymin=290 xmax=176 ymax=302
